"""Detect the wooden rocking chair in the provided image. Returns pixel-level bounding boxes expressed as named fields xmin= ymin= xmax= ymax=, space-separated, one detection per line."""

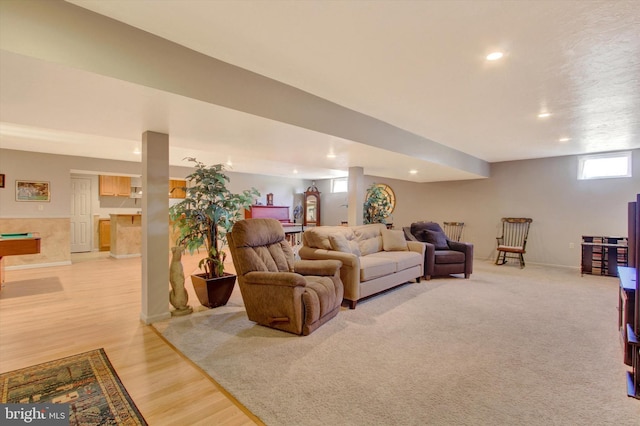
xmin=443 ymin=222 xmax=465 ymax=242
xmin=495 ymin=218 xmax=533 ymax=268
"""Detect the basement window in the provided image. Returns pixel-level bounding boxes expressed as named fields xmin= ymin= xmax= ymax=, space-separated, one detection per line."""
xmin=578 ymin=151 xmax=632 ymax=180
xmin=331 ymin=177 xmax=348 ymax=193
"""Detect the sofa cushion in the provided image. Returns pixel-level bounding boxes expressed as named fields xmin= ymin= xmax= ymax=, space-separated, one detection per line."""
xmin=329 ymin=233 xmax=361 ymax=256
xmin=434 ymin=250 xmax=465 ymax=264
xmin=329 ymin=233 xmax=351 ymax=253
xmin=382 ymin=229 xmax=408 ymax=251
xmin=352 ymin=224 xmax=385 ymax=256
xmin=359 ymin=237 xmax=382 ymax=256
xmin=304 ymin=226 xmax=354 ymax=250
xmin=359 ymin=255 xmax=396 ymax=281
xmin=421 ymin=229 xmax=449 ymax=250
xmin=369 ymin=251 xmax=422 ymax=272
xmin=349 ymin=241 xmax=361 ymax=256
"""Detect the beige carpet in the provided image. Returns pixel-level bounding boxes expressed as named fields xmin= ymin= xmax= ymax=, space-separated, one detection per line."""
xmin=155 ymin=261 xmax=640 ymax=425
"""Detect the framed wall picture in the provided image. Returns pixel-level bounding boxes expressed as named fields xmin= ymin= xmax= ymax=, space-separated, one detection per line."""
xmin=16 ymin=180 xmax=50 ymax=202
xmin=0 ymin=174 xmax=5 ymax=188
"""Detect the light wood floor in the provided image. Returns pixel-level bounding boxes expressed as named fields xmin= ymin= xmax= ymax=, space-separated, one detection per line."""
xmin=0 ymin=251 xmax=262 ymax=426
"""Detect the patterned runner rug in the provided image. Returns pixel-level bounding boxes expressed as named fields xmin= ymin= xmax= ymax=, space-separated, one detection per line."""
xmin=0 ymin=348 xmax=146 ymax=425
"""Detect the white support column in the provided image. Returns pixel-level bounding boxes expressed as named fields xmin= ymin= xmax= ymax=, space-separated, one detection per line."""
xmin=140 ymin=131 xmax=171 ymax=324
xmin=348 ymin=167 xmax=364 ymax=226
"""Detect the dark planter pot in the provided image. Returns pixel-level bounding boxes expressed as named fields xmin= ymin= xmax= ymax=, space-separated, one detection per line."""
xmin=191 ymin=272 xmax=236 ymax=308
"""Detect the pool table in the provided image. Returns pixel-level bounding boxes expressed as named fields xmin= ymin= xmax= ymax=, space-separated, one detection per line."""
xmin=0 ymin=232 xmax=41 ymax=284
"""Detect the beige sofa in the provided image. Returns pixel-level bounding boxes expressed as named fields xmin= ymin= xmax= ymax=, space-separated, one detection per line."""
xmin=299 ymin=223 xmax=424 ymax=309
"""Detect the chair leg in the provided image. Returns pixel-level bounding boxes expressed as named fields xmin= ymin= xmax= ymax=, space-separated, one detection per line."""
xmin=495 ymin=251 xmax=501 ymax=265
xmin=519 ymin=254 xmax=525 ymax=268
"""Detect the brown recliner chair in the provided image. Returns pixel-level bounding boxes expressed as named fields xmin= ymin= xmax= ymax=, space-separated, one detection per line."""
xmin=404 ymin=222 xmax=473 ymax=280
xmin=228 ymin=218 xmax=344 ymax=335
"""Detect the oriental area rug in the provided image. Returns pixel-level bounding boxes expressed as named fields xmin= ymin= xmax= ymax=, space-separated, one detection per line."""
xmin=0 ymin=348 xmax=147 ymax=426
xmin=156 ymin=262 xmax=640 ymax=426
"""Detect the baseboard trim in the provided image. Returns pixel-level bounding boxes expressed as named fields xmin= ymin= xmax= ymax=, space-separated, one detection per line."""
xmin=5 ymin=261 xmax=72 ymax=271
xmin=140 ymin=311 xmax=171 ymax=324
xmin=109 ymin=253 xmax=141 ymax=259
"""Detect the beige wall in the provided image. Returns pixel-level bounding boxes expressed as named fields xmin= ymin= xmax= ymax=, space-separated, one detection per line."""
xmin=0 ymin=218 xmax=71 ymax=267
xmin=2 ymin=148 xmax=638 ymax=269
xmin=0 ymin=148 xmax=311 ymax=267
xmin=321 ymin=150 xmax=640 ymax=268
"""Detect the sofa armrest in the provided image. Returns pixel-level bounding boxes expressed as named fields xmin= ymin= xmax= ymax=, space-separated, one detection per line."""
xmin=407 ymin=240 xmax=425 ymax=256
xmin=299 ymin=246 xmax=360 ymax=302
xmin=448 ymin=240 xmax=473 ymax=255
xmin=423 ymin=242 xmax=436 ymax=277
xmin=294 ymin=259 xmax=342 ymax=276
xmin=447 ymin=241 xmax=474 ymax=276
xmin=243 ymin=271 xmax=307 ymax=288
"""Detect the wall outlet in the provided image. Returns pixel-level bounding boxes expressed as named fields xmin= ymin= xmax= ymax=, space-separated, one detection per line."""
xmin=569 ymin=242 xmax=575 ymax=249
xmin=37 ymin=204 xmax=44 ymax=211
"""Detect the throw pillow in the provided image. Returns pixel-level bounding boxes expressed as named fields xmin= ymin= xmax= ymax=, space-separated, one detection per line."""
xmin=382 ymin=229 xmax=408 ymax=251
xmin=421 ymin=229 xmax=449 ymax=250
xmin=329 ymin=233 xmax=352 ymax=254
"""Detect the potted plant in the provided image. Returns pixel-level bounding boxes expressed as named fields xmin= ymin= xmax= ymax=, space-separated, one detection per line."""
xmin=363 ymin=183 xmax=393 ymax=225
xmin=169 ymin=158 xmax=260 ymax=308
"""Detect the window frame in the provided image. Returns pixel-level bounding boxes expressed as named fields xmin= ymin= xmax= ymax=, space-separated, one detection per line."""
xmin=577 ymin=151 xmax=632 ymax=180
xmin=331 ymin=177 xmax=348 ymax=193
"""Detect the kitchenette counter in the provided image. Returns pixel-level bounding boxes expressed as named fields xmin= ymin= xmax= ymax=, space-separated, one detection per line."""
xmin=110 ymin=214 xmax=142 ymax=258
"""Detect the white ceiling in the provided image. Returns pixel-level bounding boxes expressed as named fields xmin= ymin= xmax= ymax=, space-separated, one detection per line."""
xmin=1 ymin=0 xmax=639 ymax=182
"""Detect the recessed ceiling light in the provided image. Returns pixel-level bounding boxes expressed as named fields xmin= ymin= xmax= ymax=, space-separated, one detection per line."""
xmin=559 ymin=137 xmax=570 ymax=143
xmin=326 ymin=153 xmax=336 ymax=159
xmin=538 ymin=112 xmax=551 ymax=118
xmin=409 ymin=170 xmax=418 ymax=175
xmin=486 ymin=51 xmax=504 ymax=61
xmin=133 ymin=148 xmax=141 ymax=155
xmin=293 ymin=169 xmax=298 ymax=174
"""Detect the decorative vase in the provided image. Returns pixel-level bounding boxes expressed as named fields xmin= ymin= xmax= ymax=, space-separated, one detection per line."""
xmin=191 ymin=272 xmax=236 ymax=308
xmin=169 ymin=247 xmax=193 ymax=316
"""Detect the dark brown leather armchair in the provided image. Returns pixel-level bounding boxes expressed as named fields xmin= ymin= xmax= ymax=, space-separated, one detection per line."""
xmin=228 ymin=218 xmax=344 ymax=335
xmin=403 ymin=222 xmax=473 ymax=280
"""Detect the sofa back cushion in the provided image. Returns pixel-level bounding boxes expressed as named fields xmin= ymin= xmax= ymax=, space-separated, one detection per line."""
xmin=353 ymin=223 xmax=385 ymax=256
xmin=329 ymin=233 xmax=361 ymax=256
xmin=304 ymin=224 xmax=386 ymax=256
xmin=304 ymin=226 xmax=354 ymax=250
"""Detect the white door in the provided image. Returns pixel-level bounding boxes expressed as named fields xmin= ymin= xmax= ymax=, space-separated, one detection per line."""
xmin=70 ymin=177 xmax=92 ymax=253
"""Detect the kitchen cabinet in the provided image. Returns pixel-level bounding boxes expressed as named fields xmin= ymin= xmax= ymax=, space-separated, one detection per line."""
xmin=99 ymin=175 xmax=131 ymax=197
xmin=169 ymin=179 xmax=187 ymax=199
xmin=99 ymin=219 xmax=111 ymax=251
